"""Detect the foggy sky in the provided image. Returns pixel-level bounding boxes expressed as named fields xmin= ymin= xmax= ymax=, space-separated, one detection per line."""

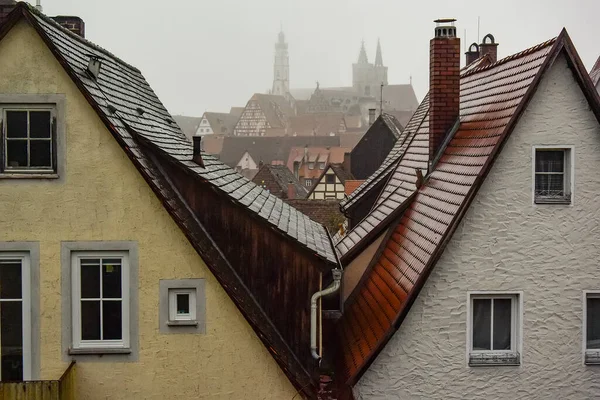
xmin=30 ymin=0 xmax=600 ymax=117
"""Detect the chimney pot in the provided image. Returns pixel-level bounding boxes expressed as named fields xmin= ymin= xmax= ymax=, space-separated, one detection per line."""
xmin=429 ymin=18 xmax=460 ymax=166
xmin=192 ymin=136 xmax=204 ymax=167
xmin=465 ymin=43 xmax=480 ymax=66
xmin=368 ymin=108 xmax=376 ymax=125
xmin=479 ymin=33 xmax=498 ymax=63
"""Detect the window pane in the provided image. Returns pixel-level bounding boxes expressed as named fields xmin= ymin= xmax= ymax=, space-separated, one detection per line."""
xmin=29 ymin=111 xmax=51 ymax=138
xmin=29 ymin=141 xmax=51 ymax=168
xmin=80 ymin=263 xmax=100 ymax=299
xmin=177 ymin=294 xmax=190 ymax=314
xmin=0 ymin=301 xmax=23 ymax=381
xmin=535 ymin=174 xmax=564 ymax=197
xmin=472 ymin=299 xmax=491 ymax=350
xmin=81 ymin=300 xmax=101 ymax=340
xmin=6 ymin=141 xmax=27 ymax=168
xmin=102 ymin=301 xmax=122 ymax=340
xmin=493 ymin=299 xmax=512 ymax=350
xmin=587 ymin=298 xmax=600 ymax=349
xmin=0 ymin=262 xmax=21 ymax=299
xmin=536 ymin=150 xmax=564 ymax=172
xmin=102 ymin=260 xmax=121 ymax=299
xmin=6 ymin=111 xmax=27 ymax=138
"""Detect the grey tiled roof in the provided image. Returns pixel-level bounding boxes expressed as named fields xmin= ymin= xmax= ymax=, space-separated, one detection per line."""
xmin=28 ymin=5 xmax=336 ymax=264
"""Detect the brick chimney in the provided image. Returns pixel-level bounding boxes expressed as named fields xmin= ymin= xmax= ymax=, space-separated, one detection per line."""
xmin=52 ymin=16 xmax=85 ymax=38
xmin=465 ymin=43 xmax=480 ymax=66
xmin=0 ymin=0 xmax=16 ymax=24
xmin=429 ymin=18 xmax=460 ymax=165
xmin=287 ymin=183 xmax=296 ymax=200
xmin=479 ymin=34 xmax=498 ymax=63
xmin=192 ymin=136 xmax=204 ymax=167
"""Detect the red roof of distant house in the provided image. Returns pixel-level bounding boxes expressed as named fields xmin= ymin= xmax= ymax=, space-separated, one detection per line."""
xmin=337 ymin=30 xmax=600 ymax=385
xmin=345 ymin=180 xmax=365 ymax=196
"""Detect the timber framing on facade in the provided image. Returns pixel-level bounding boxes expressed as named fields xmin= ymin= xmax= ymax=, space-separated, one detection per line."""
xmin=0 ymin=4 xmax=340 ymax=397
xmin=335 ymin=29 xmax=600 ymax=386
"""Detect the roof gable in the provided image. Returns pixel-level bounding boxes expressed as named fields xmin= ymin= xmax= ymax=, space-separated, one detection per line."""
xmin=338 ymin=29 xmax=600 ymax=385
xmin=0 ymin=4 xmax=338 ymax=394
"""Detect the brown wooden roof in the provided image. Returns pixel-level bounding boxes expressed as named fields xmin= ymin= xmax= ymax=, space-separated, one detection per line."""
xmin=337 ymin=30 xmax=600 ymax=385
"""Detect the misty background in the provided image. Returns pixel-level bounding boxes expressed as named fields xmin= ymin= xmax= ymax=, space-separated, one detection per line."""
xmin=28 ymin=0 xmax=599 ymax=117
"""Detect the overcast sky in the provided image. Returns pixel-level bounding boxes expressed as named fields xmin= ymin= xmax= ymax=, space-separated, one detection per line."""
xmin=31 ymin=0 xmax=599 ymax=117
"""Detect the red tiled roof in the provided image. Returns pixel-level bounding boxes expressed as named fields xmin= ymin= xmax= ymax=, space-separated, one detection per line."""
xmin=345 ymin=180 xmax=365 ymax=196
xmin=338 ymin=30 xmax=600 ymax=385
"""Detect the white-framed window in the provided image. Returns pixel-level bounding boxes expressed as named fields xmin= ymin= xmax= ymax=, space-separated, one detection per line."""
xmin=305 ymin=179 xmax=313 ymax=187
xmin=168 ymin=288 xmax=197 ymax=322
xmin=71 ymin=251 xmax=129 ymax=351
xmin=0 ymin=253 xmax=31 ymax=381
xmin=584 ymin=291 xmax=600 ymax=364
xmin=1 ymin=106 xmax=56 ymax=174
xmin=533 ymin=146 xmax=573 ymax=204
xmin=467 ymin=292 xmax=521 ymax=366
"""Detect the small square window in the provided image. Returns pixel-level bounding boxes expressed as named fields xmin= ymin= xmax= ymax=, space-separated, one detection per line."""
xmin=584 ymin=292 xmax=600 ymax=364
xmin=326 ymin=174 xmax=335 ymax=184
xmin=534 ymin=147 xmax=572 ymax=204
xmin=305 ymin=179 xmax=312 ymax=187
xmin=468 ymin=293 xmax=521 ymax=366
xmin=2 ymin=108 xmax=56 ymax=173
xmin=168 ymin=288 xmax=196 ymax=322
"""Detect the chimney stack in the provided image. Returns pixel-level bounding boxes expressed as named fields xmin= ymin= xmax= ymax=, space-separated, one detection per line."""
xmin=287 ymin=183 xmax=296 ymax=200
xmin=368 ymin=108 xmax=376 ymax=125
xmin=479 ymin=34 xmax=498 ymax=63
xmin=343 ymin=152 xmax=351 ymax=175
xmin=52 ymin=16 xmax=86 ymax=38
xmin=192 ymin=136 xmax=204 ymax=167
xmin=429 ymin=18 xmax=460 ymax=165
xmin=465 ymin=43 xmax=480 ymax=66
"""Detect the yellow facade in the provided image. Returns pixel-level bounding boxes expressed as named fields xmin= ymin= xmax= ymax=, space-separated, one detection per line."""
xmin=0 ymin=20 xmax=295 ymax=399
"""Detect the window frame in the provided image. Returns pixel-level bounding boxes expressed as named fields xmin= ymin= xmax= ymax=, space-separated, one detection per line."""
xmin=583 ymin=291 xmax=600 ymax=365
xmin=1 ymin=107 xmax=57 ymax=174
xmin=0 ymin=94 xmax=65 ymax=179
xmin=159 ymin=279 xmax=205 ymax=334
xmin=71 ymin=251 xmax=130 ymax=352
xmin=168 ymin=288 xmax=197 ymax=322
xmin=532 ymin=145 xmax=574 ymax=205
xmin=466 ymin=291 xmax=523 ymax=367
xmin=305 ymin=179 xmax=312 ymax=187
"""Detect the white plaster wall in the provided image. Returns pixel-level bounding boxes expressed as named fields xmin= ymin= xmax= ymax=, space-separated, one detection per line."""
xmin=355 ymin=54 xmax=600 ymax=399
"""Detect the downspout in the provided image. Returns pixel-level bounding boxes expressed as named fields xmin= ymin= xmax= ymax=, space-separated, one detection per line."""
xmin=310 ymin=268 xmax=342 ymax=361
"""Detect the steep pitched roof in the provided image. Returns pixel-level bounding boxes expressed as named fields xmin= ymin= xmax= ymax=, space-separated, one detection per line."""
xmin=218 ymin=136 xmax=341 ymax=167
xmin=378 ymin=84 xmax=419 ymax=112
xmin=203 ymin=111 xmax=240 ymax=136
xmin=252 ymin=93 xmax=295 ymax=128
xmin=255 ymin=164 xmax=308 ymax=198
xmin=330 ymin=164 xmax=354 ymax=184
xmin=338 ymin=30 xmax=600 ymax=385
xmin=173 ymin=115 xmax=202 ymax=140
xmin=0 ymin=4 xmax=338 ymax=394
xmin=286 ymin=112 xmax=346 ymax=136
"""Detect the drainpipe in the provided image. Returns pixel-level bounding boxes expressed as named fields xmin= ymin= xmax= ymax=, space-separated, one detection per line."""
xmin=310 ymin=268 xmax=342 ymax=361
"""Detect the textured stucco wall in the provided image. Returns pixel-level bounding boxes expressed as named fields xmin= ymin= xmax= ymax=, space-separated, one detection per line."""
xmin=355 ymin=54 xmax=600 ymax=399
xmin=0 ymin=20 xmax=296 ymax=399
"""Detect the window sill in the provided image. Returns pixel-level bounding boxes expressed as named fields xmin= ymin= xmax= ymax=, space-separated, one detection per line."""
xmin=534 ymin=197 xmax=571 ymax=205
xmin=69 ymin=347 xmax=131 ymax=355
xmin=166 ymin=320 xmax=198 ymax=327
xmin=585 ymin=351 xmax=600 ymax=365
xmin=0 ymin=173 xmax=59 ymax=180
xmin=469 ymin=352 xmax=520 ymax=367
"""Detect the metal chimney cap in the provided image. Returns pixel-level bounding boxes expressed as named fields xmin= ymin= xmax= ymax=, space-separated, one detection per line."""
xmin=434 ymin=18 xmax=456 ymax=25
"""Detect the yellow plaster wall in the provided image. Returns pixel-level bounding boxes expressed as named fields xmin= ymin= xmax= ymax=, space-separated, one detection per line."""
xmin=0 ymin=20 xmax=296 ymax=399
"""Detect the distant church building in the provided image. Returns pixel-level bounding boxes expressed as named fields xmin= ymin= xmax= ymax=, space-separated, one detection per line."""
xmin=353 ymin=40 xmax=388 ymax=97
xmin=272 ymin=30 xmax=290 ymax=96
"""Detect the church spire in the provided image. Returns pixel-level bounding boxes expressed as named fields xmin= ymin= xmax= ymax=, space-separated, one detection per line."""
xmin=375 ymin=38 xmax=383 ymax=66
xmin=357 ymin=40 xmax=368 ymax=64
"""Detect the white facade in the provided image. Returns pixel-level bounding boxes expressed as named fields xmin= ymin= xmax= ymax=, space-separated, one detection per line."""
xmin=236 ymin=151 xmax=258 ymax=171
xmin=355 ymin=54 xmax=600 ymax=399
xmin=194 ymin=117 xmax=213 ymax=135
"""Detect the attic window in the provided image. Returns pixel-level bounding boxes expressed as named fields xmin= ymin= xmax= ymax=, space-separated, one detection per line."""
xmin=87 ymin=56 xmax=102 ymax=80
xmin=533 ymin=147 xmax=573 ymax=204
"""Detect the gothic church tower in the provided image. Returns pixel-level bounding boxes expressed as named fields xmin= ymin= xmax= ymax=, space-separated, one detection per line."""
xmin=272 ymin=30 xmax=289 ymax=96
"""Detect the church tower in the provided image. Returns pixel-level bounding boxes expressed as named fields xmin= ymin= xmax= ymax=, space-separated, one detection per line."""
xmin=272 ymin=30 xmax=289 ymax=96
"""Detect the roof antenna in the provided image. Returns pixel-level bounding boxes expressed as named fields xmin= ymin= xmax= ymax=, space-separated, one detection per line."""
xmin=477 ymin=16 xmax=481 ymax=43
xmin=36 ymin=0 xmax=43 ymax=12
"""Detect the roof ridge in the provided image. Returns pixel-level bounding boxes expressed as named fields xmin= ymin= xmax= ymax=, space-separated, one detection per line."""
xmin=21 ymin=2 xmax=141 ymax=73
xmin=462 ymin=36 xmax=558 ymax=78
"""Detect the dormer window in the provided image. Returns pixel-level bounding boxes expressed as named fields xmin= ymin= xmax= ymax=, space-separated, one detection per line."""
xmin=2 ymin=107 xmax=56 ymax=174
